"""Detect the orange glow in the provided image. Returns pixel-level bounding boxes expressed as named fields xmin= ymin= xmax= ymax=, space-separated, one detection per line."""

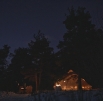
xmin=56 ymin=83 xmax=61 ymax=87
xmin=82 ymin=86 xmax=84 ymax=88
xmin=75 ymin=86 xmax=77 ymax=88
xmin=21 ymin=87 xmax=24 ymax=90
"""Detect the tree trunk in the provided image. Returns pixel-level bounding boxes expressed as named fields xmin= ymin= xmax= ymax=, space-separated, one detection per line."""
xmin=38 ymin=72 xmax=41 ymax=90
xmin=77 ymin=73 xmax=82 ymax=90
xmin=35 ymin=73 xmax=38 ymax=93
xmin=77 ymin=52 xmax=82 ymax=91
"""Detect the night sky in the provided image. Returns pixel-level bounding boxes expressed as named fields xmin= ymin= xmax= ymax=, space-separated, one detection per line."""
xmin=0 ymin=0 xmax=103 ymax=52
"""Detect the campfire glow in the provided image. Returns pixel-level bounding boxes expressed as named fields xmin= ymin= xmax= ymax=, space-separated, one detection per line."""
xmin=55 ymin=83 xmax=61 ymax=87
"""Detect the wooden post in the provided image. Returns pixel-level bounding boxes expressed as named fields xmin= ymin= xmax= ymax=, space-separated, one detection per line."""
xmin=35 ymin=73 xmax=38 ymax=93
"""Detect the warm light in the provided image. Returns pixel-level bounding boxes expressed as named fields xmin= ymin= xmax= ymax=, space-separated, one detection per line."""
xmin=56 ymin=83 xmax=61 ymax=87
xmin=82 ymin=79 xmax=85 ymax=81
xmin=71 ymin=86 xmax=73 ymax=88
xmin=82 ymin=86 xmax=84 ymax=88
xmin=64 ymin=86 xmax=66 ymax=90
xmin=64 ymin=80 xmax=66 ymax=82
xmin=75 ymin=86 xmax=77 ymax=88
xmin=21 ymin=87 xmax=24 ymax=90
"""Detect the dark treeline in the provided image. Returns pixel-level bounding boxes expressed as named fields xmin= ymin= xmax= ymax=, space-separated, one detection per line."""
xmin=0 ymin=7 xmax=103 ymax=92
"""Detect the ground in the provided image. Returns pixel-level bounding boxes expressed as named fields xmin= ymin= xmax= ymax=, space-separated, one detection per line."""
xmin=0 ymin=90 xmax=103 ymax=101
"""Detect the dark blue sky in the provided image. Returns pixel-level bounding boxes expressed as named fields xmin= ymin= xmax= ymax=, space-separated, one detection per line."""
xmin=0 ymin=0 xmax=103 ymax=52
